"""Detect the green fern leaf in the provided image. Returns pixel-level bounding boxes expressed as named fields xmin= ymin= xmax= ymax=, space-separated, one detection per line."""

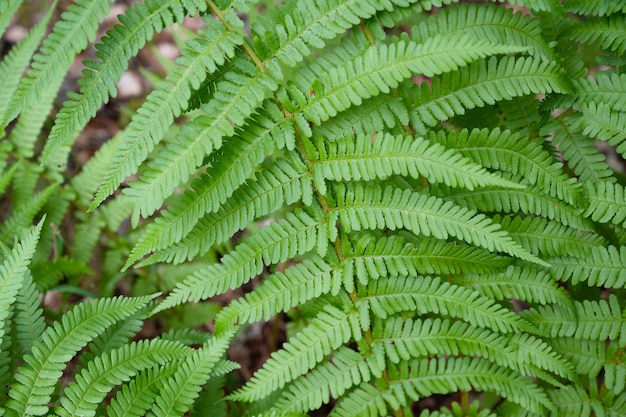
xmin=430 ymin=128 xmax=581 ymax=205
xmin=497 ymin=215 xmax=606 ymax=257
xmin=544 ymin=115 xmax=615 ymax=183
xmin=215 ymin=256 xmax=335 ymax=333
xmin=273 ymin=346 xmax=384 ymax=414
xmin=313 ymin=133 xmax=523 ymax=194
xmin=461 ymin=265 xmax=572 ymax=308
xmin=12 ymin=271 xmax=46 ymax=356
xmin=549 ymin=245 xmax=626 ymax=289
xmin=254 ymin=0 xmax=411 ymax=76
xmin=548 ymin=385 xmax=612 ymax=417
xmin=333 ymin=184 xmax=547 ymax=266
xmin=79 ymin=315 xmax=145 ymax=366
xmin=509 ymin=333 xmax=576 ymax=381
xmin=584 ymin=179 xmax=626 ymax=227
xmin=5 ymin=294 xmax=157 ymax=417
xmin=374 ymin=317 xmax=574 ymax=382
xmin=0 ymin=184 xmax=57 ymax=245
xmin=578 ymin=102 xmax=626 ymax=154
xmin=148 ymin=333 xmax=233 ymax=417
xmin=106 ymin=362 xmax=179 ymax=417
xmin=408 ymin=56 xmax=568 ymax=134
xmin=229 ymin=306 xmax=361 ymax=402
xmin=87 ymin=15 xmax=244 ymax=208
xmin=346 ymin=233 xmax=510 ymax=281
xmin=0 ymin=221 xmax=43 ymax=346
xmin=119 ymin=65 xmax=280 ymax=256
xmin=0 ymin=163 xmax=20 ymax=199
xmin=331 ymin=358 xmax=554 ymax=417
xmin=6 ymin=0 xmax=114 ymax=123
xmin=443 ymin=184 xmax=593 ymax=231
xmin=313 ymin=95 xmax=408 ymax=141
xmin=303 ymin=33 xmax=523 ymax=125
xmin=563 ymin=73 xmax=626 ymax=112
xmin=153 ymin=210 xmax=326 ymax=314
xmin=137 ymin=154 xmax=312 ymax=265
xmin=56 ymin=339 xmax=191 ymax=417
xmin=358 ymin=276 xmax=533 ymax=334
xmin=412 ymin=3 xmax=555 ymax=60
xmin=550 ymin=337 xmax=626 ymax=396
xmin=47 ymin=0 xmax=209 ymax=171
xmin=566 ymin=15 xmax=626 ymax=54
xmin=563 ymin=0 xmax=626 ymax=15
xmin=8 ymin=78 xmax=60 ymax=162
xmin=125 ymin=99 xmax=291 ymax=226
xmin=521 ymin=295 xmax=626 ymax=345
xmin=0 ymin=3 xmax=54 ymax=129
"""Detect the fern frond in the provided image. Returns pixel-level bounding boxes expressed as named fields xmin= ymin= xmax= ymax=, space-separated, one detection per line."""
xmin=0 ymin=184 xmax=57 ymax=245
xmin=56 ymin=339 xmax=191 ymax=417
xmin=273 ymin=346 xmax=384 ymax=414
xmin=549 ymin=245 xmax=626 ymax=289
xmin=430 ymin=128 xmax=581 ymax=205
xmin=125 ymin=99 xmax=291 ymax=226
xmin=148 ymin=333 xmax=234 ymax=417
xmin=137 ymin=154 xmax=312 ymax=265
xmin=461 ymin=265 xmax=572 ymax=308
xmin=377 ymin=317 xmax=574 ymax=383
xmin=12 ymin=271 xmax=46 ymax=355
xmin=5 ymin=294 xmax=157 ymax=417
xmin=413 ymin=3 xmax=555 ymax=60
xmin=303 ymin=34 xmax=523 ymax=125
xmin=564 ymin=73 xmax=626 ymax=112
xmin=47 ymin=0 xmax=209 ymax=171
xmin=0 ymin=3 xmax=54 ymax=128
xmin=313 ymin=95 xmax=408 ymax=140
xmin=566 ymin=16 xmax=626 ymax=55
xmin=346 ymin=233 xmax=510 ymax=282
xmin=215 ymin=256 xmax=334 ymax=333
xmin=578 ymin=102 xmax=626 ymax=154
xmin=408 ymin=56 xmax=568 ymax=134
xmin=584 ymin=179 xmax=626 ymax=227
xmin=333 ymin=184 xmax=547 ymax=266
xmin=520 ymin=295 xmax=626 ymax=345
xmin=153 ymin=210 xmax=326 ymax=314
xmin=497 ymin=215 xmax=606 ymax=257
xmin=106 ymin=361 xmax=179 ymax=417
xmin=0 ymin=221 xmax=43 ymax=345
xmin=550 ymin=337 xmax=626 ymax=395
xmin=358 ymin=276 xmax=533 ymax=334
xmin=548 ymin=385 xmax=611 ymax=417
xmin=79 ymin=315 xmax=145 ymax=365
xmin=87 ymin=15 xmax=244 ymax=209
xmin=313 ymin=133 xmax=523 ymax=195
xmin=544 ymin=115 xmax=615 ymax=183
xmin=8 ymin=77 xmax=60 ymax=162
xmin=118 ymin=62 xmax=279 ymax=252
xmin=563 ymin=0 xmax=626 ymax=15
xmin=229 ymin=306 xmax=361 ymax=402
xmin=509 ymin=333 xmax=576 ymax=381
xmin=255 ymin=0 xmax=416 ymax=77
xmin=443 ymin=184 xmax=592 ymax=231
xmin=331 ymin=358 xmax=553 ymax=417
xmin=0 ymin=163 xmax=20 ymax=200
xmin=6 ymin=0 xmax=113 ymax=123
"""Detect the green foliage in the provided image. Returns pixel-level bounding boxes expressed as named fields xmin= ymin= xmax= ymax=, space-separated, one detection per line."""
xmin=2 ymin=0 xmax=626 ymax=416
